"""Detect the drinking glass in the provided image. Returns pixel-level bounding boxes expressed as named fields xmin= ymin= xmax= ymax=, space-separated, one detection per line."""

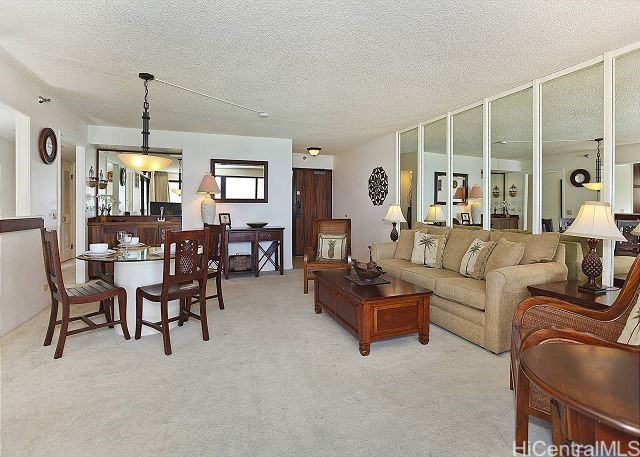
xmin=116 ymin=231 xmax=126 ymax=247
xmin=123 ymin=233 xmax=132 ymax=255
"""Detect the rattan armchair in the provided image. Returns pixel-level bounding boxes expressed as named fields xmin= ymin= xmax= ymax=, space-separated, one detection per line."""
xmin=303 ymin=219 xmax=351 ymax=294
xmin=511 ymin=255 xmax=640 ymax=451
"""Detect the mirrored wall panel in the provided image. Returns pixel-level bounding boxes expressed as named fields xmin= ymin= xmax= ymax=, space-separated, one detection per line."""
xmin=541 ymin=63 xmax=603 ymax=232
xmin=613 ymin=49 xmax=640 ymax=282
xmin=399 ymin=128 xmax=418 ymax=228
xmin=490 ymin=88 xmax=533 ymax=230
xmin=422 ymin=118 xmax=447 ymax=222
xmin=451 ymin=105 xmax=483 ymax=225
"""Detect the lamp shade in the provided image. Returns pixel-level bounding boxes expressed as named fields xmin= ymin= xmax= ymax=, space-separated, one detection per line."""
xmin=563 ymin=201 xmax=626 ymax=241
xmin=197 ymin=174 xmax=221 ymax=195
xmin=468 ymin=185 xmax=482 ymax=199
xmin=424 ymin=204 xmax=446 ymax=223
xmin=631 ymin=223 xmax=640 ymax=236
xmin=117 ymin=153 xmax=173 ymax=172
xmin=452 ymin=187 xmax=465 ymax=199
xmin=383 ymin=204 xmax=407 ymax=223
xmin=582 ymin=182 xmax=604 ymax=191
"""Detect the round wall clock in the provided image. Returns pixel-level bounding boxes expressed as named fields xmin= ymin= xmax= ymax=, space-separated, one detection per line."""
xmin=38 ymin=128 xmax=57 ymax=164
xmin=120 ymin=168 xmax=127 ymax=186
xmin=368 ymin=167 xmax=389 ymax=206
xmin=569 ymin=169 xmax=591 ymax=187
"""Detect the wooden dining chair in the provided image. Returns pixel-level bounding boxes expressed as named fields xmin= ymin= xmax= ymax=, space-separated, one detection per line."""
xmin=201 ymin=223 xmax=225 ymax=310
xmin=135 ymin=228 xmax=210 ymax=355
xmin=40 ymin=228 xmax=130 ymax=359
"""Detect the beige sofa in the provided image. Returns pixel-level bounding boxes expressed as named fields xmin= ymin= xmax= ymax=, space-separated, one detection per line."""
xmin=371 ymin=225 xmax=576 ymax=354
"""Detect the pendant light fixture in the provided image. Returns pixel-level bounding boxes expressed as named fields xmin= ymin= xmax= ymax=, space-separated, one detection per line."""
xmin=307 ymin=147 xmax=321 ymax=156
xmin=582 ymin=138 xmax=604 ymax=191
xmin=118 ymin=73 xmax=173 ymax=172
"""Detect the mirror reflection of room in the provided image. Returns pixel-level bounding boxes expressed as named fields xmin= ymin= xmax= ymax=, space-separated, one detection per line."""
xmin=422 ymin=118 xmax=447 ymax=222
xmin=399 ymin=128 xmax=418 ymax=229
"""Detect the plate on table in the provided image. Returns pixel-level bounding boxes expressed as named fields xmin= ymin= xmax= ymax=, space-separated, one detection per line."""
xmin=82 ymin=249 xmax=116 ymax=257
xmin=118 ymin=242 xmax=146 ymax=248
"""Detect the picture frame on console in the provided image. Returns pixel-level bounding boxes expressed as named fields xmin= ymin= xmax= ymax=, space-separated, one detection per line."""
xmin=219 ymin=213 xmax=231 ymax=226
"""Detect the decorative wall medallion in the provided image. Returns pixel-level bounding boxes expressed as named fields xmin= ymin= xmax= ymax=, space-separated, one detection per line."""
xmin=368 ymin=167 xmax=388 ymax=206
xmin=570 ymin=169 xmax=590 ymax=187
xmin=38 ymin=128 xmax=57 ymax=164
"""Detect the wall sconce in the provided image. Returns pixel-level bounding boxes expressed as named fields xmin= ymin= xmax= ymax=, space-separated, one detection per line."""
xmin=87 ymin=166 xmax=98 ymax=188
xmin=509 ymin=184 xmax=517 ymax=197
xmin=98 ymin=170 xmax=108 ymax=190
xmin=492 ymin=186 xmax=500 ymax=198
xmin=307 ymin=147 xmax=321 ymax=156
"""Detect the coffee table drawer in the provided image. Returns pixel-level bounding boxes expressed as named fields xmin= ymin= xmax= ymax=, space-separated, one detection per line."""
xmin=372 ymin=299 xmax=420 ymax=338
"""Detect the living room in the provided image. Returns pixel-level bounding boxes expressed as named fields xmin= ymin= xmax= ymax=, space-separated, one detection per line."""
xmin=1 ymin=2 xmax=639 ymax=456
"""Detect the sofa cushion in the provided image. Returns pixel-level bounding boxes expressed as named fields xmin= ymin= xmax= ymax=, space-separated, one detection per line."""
xmin=459 ymin=239 xmax=496 ymax=279
xmin=377 ymin=258 xmax=414 ymax=278
xmin=394 ymin=229 xmax=416 ymax=260
xmin=485 ymin=238 xmax=525 ymax=274
xmin=425 ymin=225 xmax=452 ymax=237
xmin=435 ymin=276 xmax=486 ymax=311
xmin=410 ymin=232 xmax=447 ymax=268
xmin=442 ymin=228 xmax=491 ymax=272
xmin=490 ymin=231 xmax=560 ymax=264
xmin=401 ymin=267 xmax=462 ymax=291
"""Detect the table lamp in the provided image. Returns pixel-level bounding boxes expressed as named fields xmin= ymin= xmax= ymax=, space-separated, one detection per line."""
xmin=424 ymin=204 xmax=446 ymax=225
xmin=632 ymin=223 xmax=640 ymax=237
xmin=197 ymin=174 xmax=221 ymax=224
xmin=383 ymin=204 xmax=407 ymax=242
xmin=563 ymin=201 xmax=626 ymax=294
xmin=468 ymin=185 xmax=483 ymax=224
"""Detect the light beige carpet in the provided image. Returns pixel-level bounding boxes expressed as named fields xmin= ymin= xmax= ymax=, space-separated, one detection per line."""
xmin=0 ymin=270 xmax=551 ymax=456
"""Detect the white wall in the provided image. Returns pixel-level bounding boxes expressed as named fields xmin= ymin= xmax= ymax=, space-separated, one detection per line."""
xmin=88 ymin=126 xmax=294 ymax=270
xmin=543 ymin=153 xmax=599 ymax=217
xmin=333 ymin=133 xmax=396 ymax=261
xmin=0 ymin=48 xmax=93 ymax=337
xmin=0 ymin=136 xmax=16 ymax=217
xmin=292 ymin=152 xmax=333 ymax=169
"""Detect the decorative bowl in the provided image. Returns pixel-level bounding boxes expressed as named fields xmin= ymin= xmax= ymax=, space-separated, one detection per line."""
xmin=351 ymin=259 xmax=386 ymax=281
xmin=89 ymin=243 xmax=109 ymax=254
xmin=247 ymin=222 xmax=268 ymax=228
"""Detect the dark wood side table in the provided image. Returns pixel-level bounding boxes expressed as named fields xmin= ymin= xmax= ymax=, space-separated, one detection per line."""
xmin=527 ymin=280 xmax=619 ymax=311
xmin=521 ymin=343 xmax=640 ymax=455
xmin=224 ymin=227 xmax=284 ymax=279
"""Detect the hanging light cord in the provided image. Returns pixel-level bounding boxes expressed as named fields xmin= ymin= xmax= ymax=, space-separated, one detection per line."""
xmin=153 ymin=78 xmax=268 ymax=118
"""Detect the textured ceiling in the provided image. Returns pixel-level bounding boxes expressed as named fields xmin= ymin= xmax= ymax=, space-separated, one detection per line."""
xmin=1 ymin=1 xmax=640 ymax=155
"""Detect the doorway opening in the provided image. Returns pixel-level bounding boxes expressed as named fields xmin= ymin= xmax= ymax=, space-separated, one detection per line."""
xmin=59 ymin=139 xmax=77 ymax=268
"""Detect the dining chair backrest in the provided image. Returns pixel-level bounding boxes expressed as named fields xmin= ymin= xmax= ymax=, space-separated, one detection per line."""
xmin=204 ymin=223 xmax=225 ymax=266
xmin=541 ymin=218 xmax=554 ymax=232
xmin=310 ymin=219 xmax=351 ymax=256
xmin=40 ymin=228 xmax=67 ymax=300
xmin=161 ymin=228 xmax=210 ymax=295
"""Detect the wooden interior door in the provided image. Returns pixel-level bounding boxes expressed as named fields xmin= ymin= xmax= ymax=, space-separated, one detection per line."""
xmin=60 ymin=161 xmax=75 ymax=261
xmin=293 ymin=168 xmax=332 ymax=256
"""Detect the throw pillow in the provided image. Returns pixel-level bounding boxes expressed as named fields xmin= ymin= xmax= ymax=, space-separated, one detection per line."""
xmin=484 ymin=238 xmax=526 ymax=274
xmin=410 ymin=232 xmax=447 ymax=268
xmin=459 ymin=239 xmax=496 ymax=279
xmin=316 ymin=233 xmax=347 ymax=261
xmin=491 ymin=231 xmax=560 ymax=264
xmin=442 ymin=228 xmax=491 ymax=272
xmin=617 ymin=295 xmax=640 ymax=346
xmin=394 ymin=229 xmax=417 ymax=260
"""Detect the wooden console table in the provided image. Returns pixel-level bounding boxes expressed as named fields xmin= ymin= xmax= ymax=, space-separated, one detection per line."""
xmin=224 ymin=227 xmax=284 ymax=279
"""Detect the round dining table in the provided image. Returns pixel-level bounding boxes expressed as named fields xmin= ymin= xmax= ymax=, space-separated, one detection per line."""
xmin=77 ymin=246 xmax=179 ymax=337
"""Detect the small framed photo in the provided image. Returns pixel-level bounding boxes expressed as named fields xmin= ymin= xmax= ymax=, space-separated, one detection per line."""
xmin=219 ymin=213 xmax=231 ymax=226
xmin=460 ymin=212 xmax=471 ymax=225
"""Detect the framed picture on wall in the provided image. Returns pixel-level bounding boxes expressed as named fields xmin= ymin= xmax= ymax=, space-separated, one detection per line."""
xmin=434 ymin=172 xmax=468 ymax=205
xmin=461 ymin=212 xmax=471 ymax=225
xmin=219 ymin=212 xmax=231 ymax=226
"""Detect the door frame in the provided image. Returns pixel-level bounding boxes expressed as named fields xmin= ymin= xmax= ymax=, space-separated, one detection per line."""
xmin=59 ymin=160 xmax=76 ymax=261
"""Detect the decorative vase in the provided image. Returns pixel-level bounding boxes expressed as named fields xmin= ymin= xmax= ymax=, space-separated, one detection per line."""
xmin=201 ymin=195 xmax=216 ymax=224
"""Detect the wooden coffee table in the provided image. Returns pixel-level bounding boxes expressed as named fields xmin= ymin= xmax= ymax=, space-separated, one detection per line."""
xmin=313 ymin=270 xmax=432 ymax=356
